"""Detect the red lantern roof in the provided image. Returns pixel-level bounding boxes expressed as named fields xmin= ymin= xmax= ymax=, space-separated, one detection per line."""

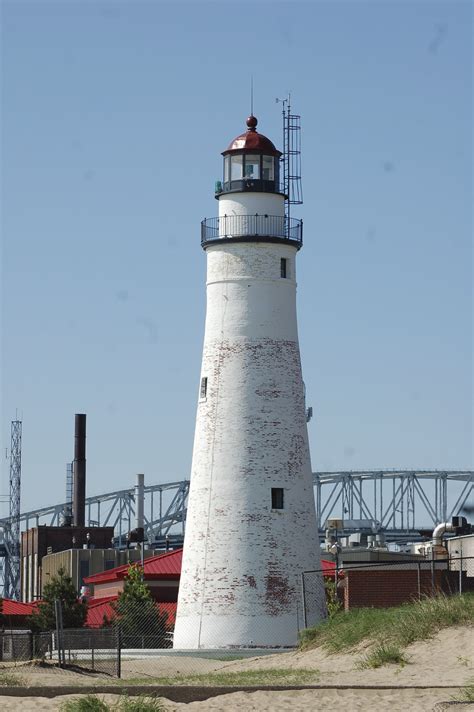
xmin=223 ymin=116 xmax=281 ymax=157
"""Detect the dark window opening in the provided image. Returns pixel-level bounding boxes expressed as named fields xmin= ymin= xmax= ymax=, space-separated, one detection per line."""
xmin=271 ymin=488 xmax=284 ymax=509
xmin=79 ymin=560 xmax=90 ymax=585
xmin=280 ymin=258 xmax=287 ymax=278
xmin=200 ymin=377 xmax=208 ymax=399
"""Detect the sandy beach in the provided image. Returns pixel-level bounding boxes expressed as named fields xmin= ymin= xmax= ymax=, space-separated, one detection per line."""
xmin=0 ymin=625 xmax=472 ymax=710
xmin=0 ymin=688 xmax=472 ymax=712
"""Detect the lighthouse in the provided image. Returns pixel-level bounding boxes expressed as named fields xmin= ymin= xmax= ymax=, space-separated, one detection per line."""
xmin=173 ymin=114 xmax=326 ymax=649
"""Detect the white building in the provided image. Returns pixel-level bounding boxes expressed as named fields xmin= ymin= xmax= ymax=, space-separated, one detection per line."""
xmin=173 ymin=115 xmax=325 ymax=648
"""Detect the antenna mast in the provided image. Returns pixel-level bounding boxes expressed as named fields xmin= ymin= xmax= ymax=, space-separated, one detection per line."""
xmin=277 ymin=94 xmax=303 ymax=231
xmin=4 ymin=420 xmax=22 ymax=599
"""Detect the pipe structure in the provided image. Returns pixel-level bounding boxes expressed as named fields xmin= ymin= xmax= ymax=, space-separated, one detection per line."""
xmin=432 ymin=521 xmax=456 ymax=547
xmin=135 ymin=473 xmax=145 ymax=531
xmin=73 ymin=414 xmax=86 ymax=527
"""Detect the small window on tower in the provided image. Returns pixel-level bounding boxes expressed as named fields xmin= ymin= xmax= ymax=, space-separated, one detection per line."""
xmin=280 ymin=258 xmax=287 ymax=278
xmin=200 ymin=377 xmax=208 ymax=400
xmin=271 ymin=488 xmax=284 ymax=509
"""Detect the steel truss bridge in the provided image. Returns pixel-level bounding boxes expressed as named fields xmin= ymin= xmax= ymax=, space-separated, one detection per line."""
xmin=0 ymin=469 xmax=472 ymax=596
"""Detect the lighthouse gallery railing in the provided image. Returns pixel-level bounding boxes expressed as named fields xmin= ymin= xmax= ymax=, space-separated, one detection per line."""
xmin=201 ymin=215 xmax=303 ymax=247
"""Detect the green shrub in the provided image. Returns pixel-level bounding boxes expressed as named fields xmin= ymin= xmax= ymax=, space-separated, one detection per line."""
xmin=324 ymin=578 xmax=343 ymax=618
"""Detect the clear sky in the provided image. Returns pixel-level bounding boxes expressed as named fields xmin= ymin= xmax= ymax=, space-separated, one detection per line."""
xmin=1 ymin=0 xmax=472 ymax=515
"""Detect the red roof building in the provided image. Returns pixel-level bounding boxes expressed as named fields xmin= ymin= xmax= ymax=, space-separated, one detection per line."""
xmin=0 ymin=598 xmax=36 ymax=629
xmin=84 ymin=548 xmax=182 ymax=602
xmin=85 ymin=595 xmax=177 ymax=629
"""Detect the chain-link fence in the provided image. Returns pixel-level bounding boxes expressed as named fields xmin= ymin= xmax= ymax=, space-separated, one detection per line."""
xmin=84 ymin=592 xmax=307 ymax=680
xmin=56 ymin=628 xmax=120 ymax=677
xmin=0 ymin=628 xmax=119 ymax=676
xmin=3 ymin=555 xmax=471 ymax=681
xmin=302 ymin=555 xmax=474 ymax=624
xmin=0 ymin=631 xmax=53 ymax=664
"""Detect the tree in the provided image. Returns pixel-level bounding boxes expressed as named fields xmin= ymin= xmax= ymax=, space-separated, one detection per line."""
xmin=112 ymin=564 xmax=170 ymax=647
xmin=29 ymin=567 xmax=87 ymax=632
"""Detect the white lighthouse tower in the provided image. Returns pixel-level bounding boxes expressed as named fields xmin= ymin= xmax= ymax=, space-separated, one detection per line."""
xmin=173 ymin=113 xmax=325 ymax=649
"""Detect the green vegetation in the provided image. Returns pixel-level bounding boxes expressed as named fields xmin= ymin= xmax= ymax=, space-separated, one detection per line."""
xmin=108 ymin=565 xmax=170 ymax=648
xmin=454 ymin=681 xmax=474 ymax=703
xmin=357 ymin=643 xmax=409 ymax=669
xmin=115 ymin=696 xmax=165 ymax=711
xmin=299 ymin=592 xmax=474 ymax=655
xmin=29 ymin=566 xmax=87 ymax=631
xmin=60 ymin=697 xmax=109 ymax=712
xmin=324 ymin=579 xmax=343 ymax=619
xmin=124 ymin=667 xmax=320 ymax=687
xmin=60 ymin=695 xmax=165 ymax=712
xmin=200 ymin=654 xmax=245 ymax=661
xmin=0 ymin=671 xmax=27 ymax=687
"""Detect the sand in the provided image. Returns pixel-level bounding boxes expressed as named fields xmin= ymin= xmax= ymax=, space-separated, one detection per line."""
xmin=220 ymin=624 xmax=474 ymax=687
xmin=0 ymin=625 xmax=472 ymax=710
xmin=0 ymin=689 xmax=472 ymax=711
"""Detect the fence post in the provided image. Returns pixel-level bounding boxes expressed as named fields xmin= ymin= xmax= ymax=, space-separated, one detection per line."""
xmin=301 ymin=573 xmax=308 ymax=629
xmin=417 ymin=562 xmax=421 ymax=600
xmin=430 ymin=557 xmax=435 ymax=596
xmin=459 ymin=553 xmax=463 ymax=595
xmin=54 ymin=599 xmax=64 ymax=668
xmin=116 ymin=626 xmax=121 ymax=679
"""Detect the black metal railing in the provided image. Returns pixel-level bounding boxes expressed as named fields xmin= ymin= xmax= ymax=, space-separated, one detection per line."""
xmin=201 ymin=214 xmax=303 ymax=247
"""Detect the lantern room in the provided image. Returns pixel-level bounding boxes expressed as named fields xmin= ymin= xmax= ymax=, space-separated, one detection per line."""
xmin=216 ymin=116 xmax=282 ymax=196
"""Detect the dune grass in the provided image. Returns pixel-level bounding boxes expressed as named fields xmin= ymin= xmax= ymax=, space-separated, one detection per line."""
xmin=60 ymin=694 xmax=165 ymax=712
xmin=60 ymin=696 xmax=110 ymax=712
xmin=357 ymin=643 xmax=409 ymax=669
xmin=299 ymin=592 xmax=474 ymax=655
xmin=454 ymin=681 xmax=474 ymax=703
xmin=0 ymin=670 xmax=27 ymax=686
xmin=120 ymin=668 xmax=320 ymax=687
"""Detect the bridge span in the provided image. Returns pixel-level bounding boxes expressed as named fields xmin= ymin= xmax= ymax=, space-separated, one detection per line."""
xmin=3 ymin=469 xmax=473 ymax=542
xmin=0 ymin=470 xmax=472 ymax=597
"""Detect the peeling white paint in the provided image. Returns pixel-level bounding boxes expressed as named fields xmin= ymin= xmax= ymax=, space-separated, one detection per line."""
xmin=174 ymin=188 xmax=325 ymax=649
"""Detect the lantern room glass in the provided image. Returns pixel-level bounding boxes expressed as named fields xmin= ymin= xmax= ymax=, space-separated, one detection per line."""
xmin=221 ymin=153 xmax=280 ymax=192
xmin=244 ymin=155 xmax=260 ymax=179
xmin=224 ymin=156 xmax=230 ymax=183
xmin=231 ymin=155 xmax=243 ymax=180
xmin=262 ymin=156 xmax=274 ymax=181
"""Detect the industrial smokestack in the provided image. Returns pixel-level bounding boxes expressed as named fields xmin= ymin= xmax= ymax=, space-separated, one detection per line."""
xmin=135 ymin=473 xmax=145 ymax=532
xmin=73 ymin=414 xmax=86 ymax=527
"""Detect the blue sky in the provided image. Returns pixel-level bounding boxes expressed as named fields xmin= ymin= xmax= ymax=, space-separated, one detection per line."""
xmin=1 ymin=0 xmax=472 ymax=514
